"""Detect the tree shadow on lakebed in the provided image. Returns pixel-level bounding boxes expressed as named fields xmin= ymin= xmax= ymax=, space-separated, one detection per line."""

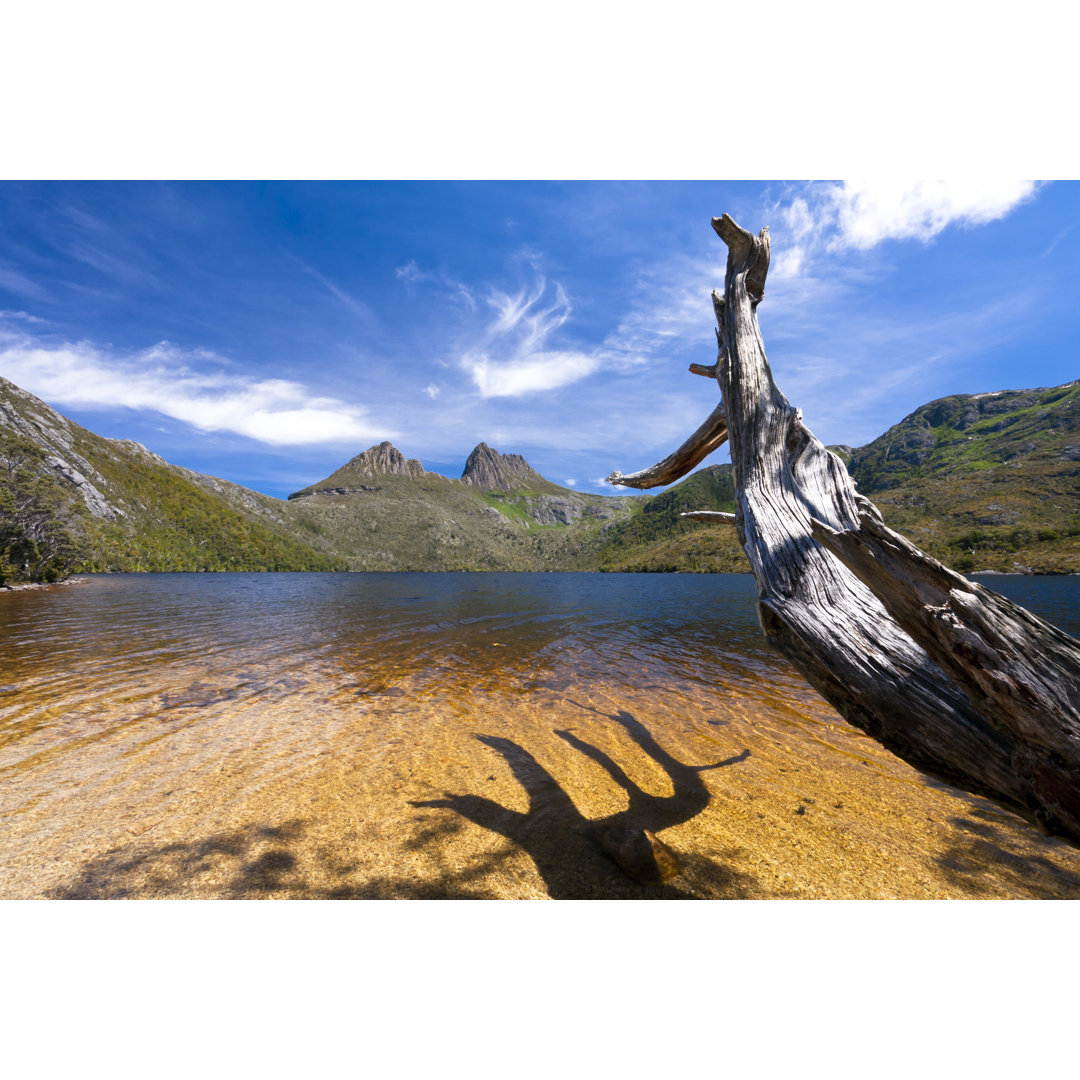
xmin=411 ymin=707 xmax=763 ymax=899
xmin=49 ymin=710 xmax=762 ymax=900
xmin=48 ymin=817 xmax=533 ymax=900
xmin=933 ymin=807 xmax=1080 ymax=899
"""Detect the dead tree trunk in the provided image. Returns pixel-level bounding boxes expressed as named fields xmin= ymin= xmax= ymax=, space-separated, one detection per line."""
xmin=608 ymin=213 xmax=1080 ymax=845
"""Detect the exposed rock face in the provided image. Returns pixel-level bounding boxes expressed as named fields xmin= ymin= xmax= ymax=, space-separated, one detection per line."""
xmin=0 ymin=376 xmax=122 ymax=520
xmin=288 ymin=442 xmax=427 ymax=499
xmin=461 ymin=443 xmax=547 ymax=490
xmin=525 ymin=495 xmax=583 ymax=525
xmin=339 ymin=442 xmax=427 ymax=480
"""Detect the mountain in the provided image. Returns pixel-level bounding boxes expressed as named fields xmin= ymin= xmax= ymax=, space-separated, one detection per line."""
xmin=288 ymin=442 xmax=427 ymax=496
xmin=4 ymin=374 xmax=1080 ymax=583
xmin=0 ymin=377 xmax=639 ymax=580
xmin=0 ymin=376 xmax=343 ymax=581
xmin=579 ymin=380 xmax=1080 ymax=575
xmin=284 ymin=440 xmax=638 ymax=571
xmin=461 ymin=442 xmax=555 ymax=492
xmin=847 ymin=381 xmax=1080 ymax=573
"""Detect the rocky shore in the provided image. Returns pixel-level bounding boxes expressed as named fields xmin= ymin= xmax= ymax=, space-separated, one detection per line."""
xmin=1 ymin=576 xmax=89 ymax=592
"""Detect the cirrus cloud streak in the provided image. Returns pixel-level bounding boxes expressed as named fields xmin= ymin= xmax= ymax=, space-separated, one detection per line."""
xmin=459 ymin=275 xmax=647 ymax=398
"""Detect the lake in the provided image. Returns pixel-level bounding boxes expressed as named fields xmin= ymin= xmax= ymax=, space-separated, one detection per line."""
xmin=3 ymin=571 xmax=1080 ymax=899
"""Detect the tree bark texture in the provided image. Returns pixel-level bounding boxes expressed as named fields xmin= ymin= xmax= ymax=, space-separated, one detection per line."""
xmin=609 ymin=213 xmax=1080 ymax=844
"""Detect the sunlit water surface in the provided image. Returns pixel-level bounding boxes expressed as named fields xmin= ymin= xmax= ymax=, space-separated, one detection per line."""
xmin=3 ymin=571 xmax=1079 ymax=899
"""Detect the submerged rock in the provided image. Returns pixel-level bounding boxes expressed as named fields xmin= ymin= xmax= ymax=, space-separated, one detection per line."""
xmin=594 ymin=825 xmax=681 ymax=885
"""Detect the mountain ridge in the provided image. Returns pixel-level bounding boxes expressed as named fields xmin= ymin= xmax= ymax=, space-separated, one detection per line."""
xmin=0 ymin=375 xmax=344 ymax=580
xmin=288 ymin=439 xmax=562 ymax=500
xmin=846 ymin=380 xmax=1080 ymax=573
xmin=3 ymin=374 xmax=1080 ymax=582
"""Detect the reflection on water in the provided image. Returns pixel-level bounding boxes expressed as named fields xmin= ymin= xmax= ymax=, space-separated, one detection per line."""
xmin=3 ymin=571 xmax=1080 ymax=899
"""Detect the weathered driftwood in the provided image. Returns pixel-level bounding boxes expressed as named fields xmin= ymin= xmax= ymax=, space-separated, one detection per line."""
xmin=607 ymin=400 xmax=728 ymax=489
xmin=609 ymin=212 xmax=1080 ymax=845
xmin=680 ymin=510 xmax=736 ymax=523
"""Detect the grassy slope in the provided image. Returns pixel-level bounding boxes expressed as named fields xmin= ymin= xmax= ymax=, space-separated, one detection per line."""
xmin=591 ymin=465 xmax=749 ymax=572
xmin=78 ymin=438 xmax=345 ymax=572
xmin=849 ymin=382 xmax=1080 ymax=573
xmin=7 ymin=373 xmax=1080 ymax=578
xmin=282 ymin=476 xmax=639 ymax=571
xmin=1 ymin=378 xmax=342 ymax=575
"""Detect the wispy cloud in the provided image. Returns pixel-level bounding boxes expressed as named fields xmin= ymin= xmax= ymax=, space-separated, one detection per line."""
xmin=762 ymin=279 xmax=1045 ymax=447
xmin=0 ymin=332 xmax=392 ymax=446
xmin=395 ymin=259 xmax=476 ymax=311
xmin=0 ymin=263 xmax=50 ymax=301
xmin=0 ymin=309 xmax=46 ymax=324
xmin=604 ymin=253 xmax=726 ymax=364
xmin=460 ymin=277 xmax=610 ymax=397
xmin=395 ymin=261 xmax=425 ymax=284
xmin=283 ymin=250 xmax=375 ymax=321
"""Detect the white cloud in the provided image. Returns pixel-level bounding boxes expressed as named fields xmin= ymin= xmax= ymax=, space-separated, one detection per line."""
xmin=564 ymin=478 xmax=576 ymax=486
xmin=829 ymin=180 xmax=1041 ymax=250
xmin=758 ymin=179 xmax=1046 ymax=350
xmin=423 ymin=383 xmax=441 ymax=399
xmin=0 ymin=336 xmax=392 ymax=446
xmin=460 ymin=277 xmax=608 ymax=397
xmin=0 ymin=310 xmax=46 ymax=324
xmin=778 ymin=181 xmax=1040 ymax=259
xmin=464 ymin=348 xmax=601 ymax=397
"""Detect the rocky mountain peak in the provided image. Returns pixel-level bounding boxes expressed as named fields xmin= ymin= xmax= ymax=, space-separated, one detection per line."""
xmin=343 ymin=442 xmax=427 ymax=480
xmin=461 ymin=442 xmax=547 ymax=490
xmin=286 ymin=441 xmax=428 ymax=500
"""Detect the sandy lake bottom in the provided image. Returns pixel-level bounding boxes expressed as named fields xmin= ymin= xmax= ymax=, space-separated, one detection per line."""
xmin=3 ymin=572 xmax=1080 ymax=900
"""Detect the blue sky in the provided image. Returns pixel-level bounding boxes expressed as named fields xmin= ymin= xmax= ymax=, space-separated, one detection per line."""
xmin=1 ymin=180 xmax=1077 ymax=499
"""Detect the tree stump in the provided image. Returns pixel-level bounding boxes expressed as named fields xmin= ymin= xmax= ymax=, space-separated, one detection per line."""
xmin=609 ymin=213 xmax=1080 ymax=845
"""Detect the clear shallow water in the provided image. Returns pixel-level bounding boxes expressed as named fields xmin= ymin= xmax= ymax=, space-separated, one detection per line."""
xmin=2 ymin=571 xmax=1080 ymax=899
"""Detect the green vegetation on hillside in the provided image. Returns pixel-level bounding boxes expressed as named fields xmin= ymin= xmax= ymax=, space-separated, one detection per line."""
xmin=283 ymin=474 xmax=638 ymax=571
xmin=0 ymin=430 xmax=88 ymax=584
xmin=5 ymin=372 xmax=1080 ymax=580
xmin=74 ymin=438 xmax=345 ymax=572
xmin=849 ymin=382 xmax=1080 ymax=574
xmin=1 ymin=376 xmax=344 ymax=579
xmin=594 ymin=465 xmax=748 ymax=572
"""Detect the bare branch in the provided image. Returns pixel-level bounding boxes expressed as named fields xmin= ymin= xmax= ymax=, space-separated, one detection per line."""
xmin=680 ymin=511 xmax=736 ymax=522
xmin=606 ymin=401 xmax=728 ymax=489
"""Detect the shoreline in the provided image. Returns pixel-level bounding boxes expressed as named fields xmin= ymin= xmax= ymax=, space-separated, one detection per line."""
xmin=7 ymin=568 xmax=1078 ymax=579
xmin=0 ymin=577 xmax=90 ymax=592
